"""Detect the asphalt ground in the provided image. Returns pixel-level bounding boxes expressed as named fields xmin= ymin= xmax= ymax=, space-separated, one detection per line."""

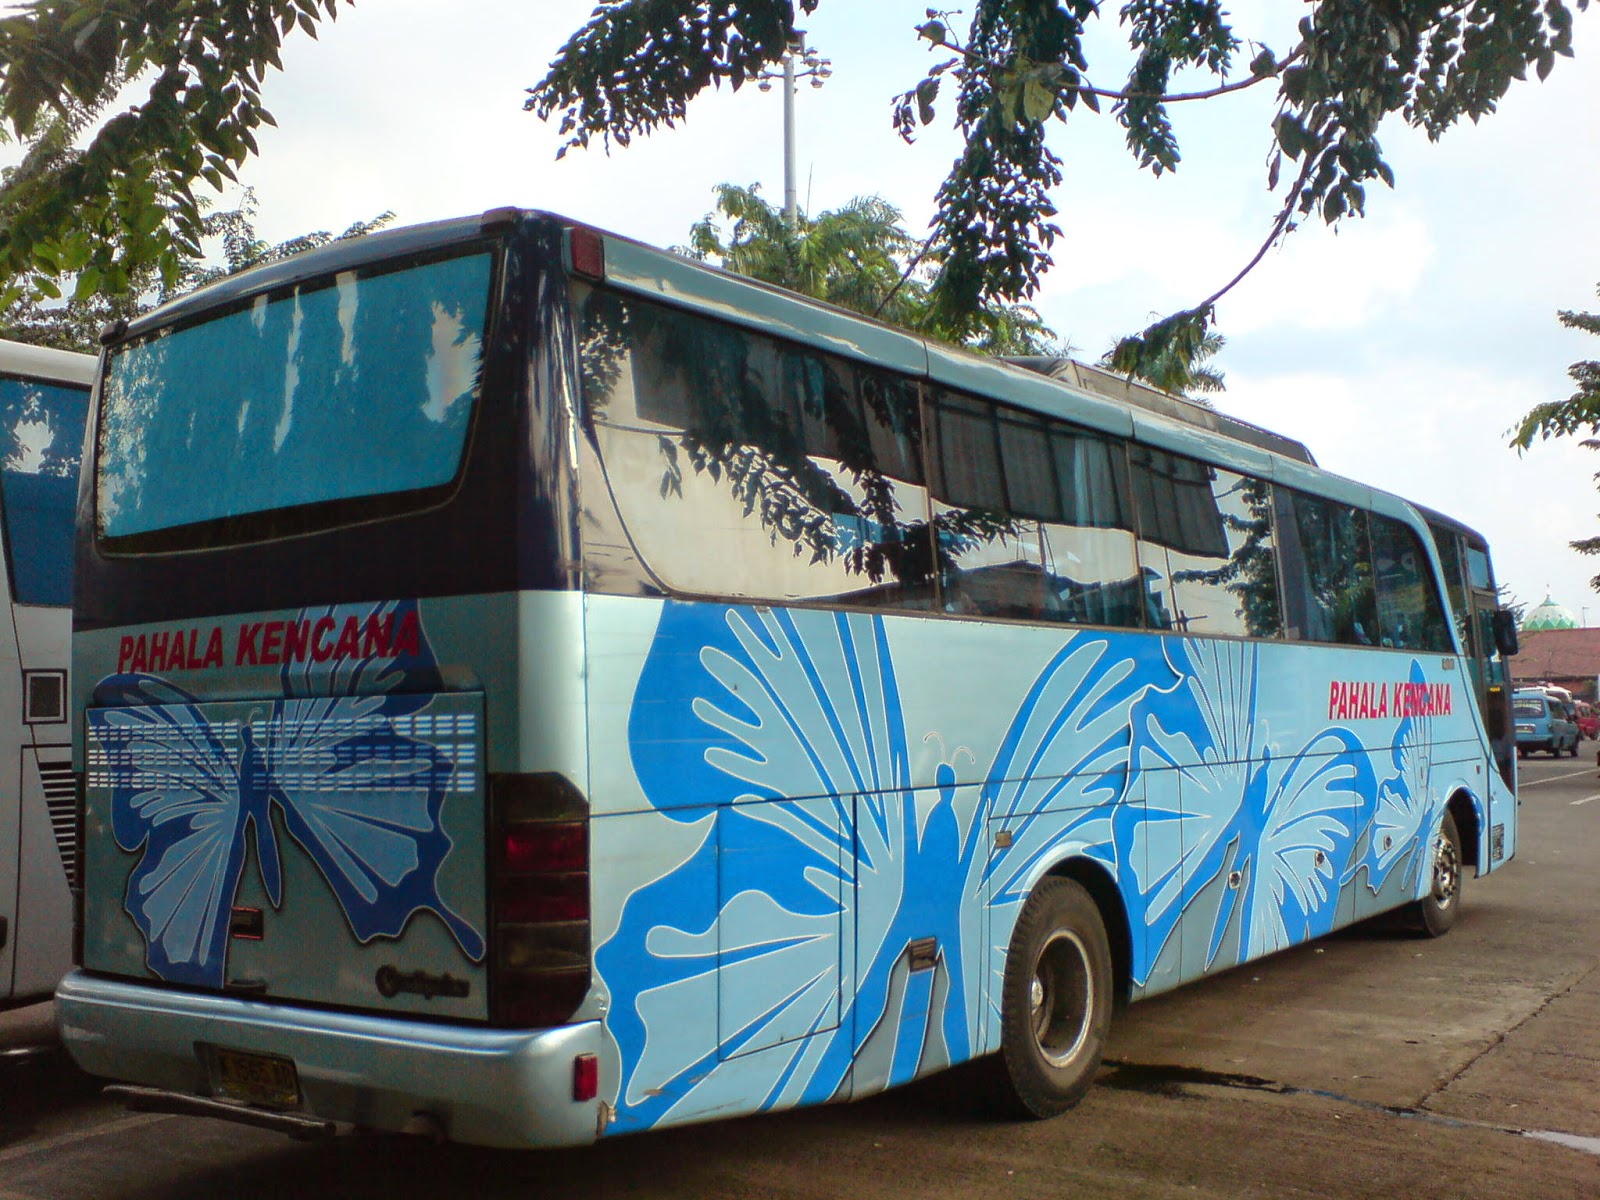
xmin=2 ymin=753 xmax=1597 ymax=1198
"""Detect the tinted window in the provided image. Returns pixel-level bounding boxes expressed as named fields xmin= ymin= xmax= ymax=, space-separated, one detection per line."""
xmin=1132 ymin=451 xmax=1280 ymax=638
xmin=1466 ymin=539 xmax=1493 ymax=590
xmin=1275 ymin=489 xmax=1376 ymax=646
xmin=1371 ymin=514 xmax=1451 ymax=651
xmin=1428 ymin=521 xmax=1471 ymax=654
xmin=0 ymin=374 xmax=89 ymax=605
xmin=578 ymin=285 xmax=934 ymax=607
xmin=99 ymin=251 xmax=492 ymax=541
xmin=929 ymin=392 xmax=1143 ymax=626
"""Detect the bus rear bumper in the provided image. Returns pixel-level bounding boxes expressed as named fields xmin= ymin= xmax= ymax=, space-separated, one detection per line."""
xmin=56 ymin=971 xmax=603 ymax=1149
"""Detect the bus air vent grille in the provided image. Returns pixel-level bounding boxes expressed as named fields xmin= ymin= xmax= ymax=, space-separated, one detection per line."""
xmin=37 ymin=759 xmax=78 ymax=887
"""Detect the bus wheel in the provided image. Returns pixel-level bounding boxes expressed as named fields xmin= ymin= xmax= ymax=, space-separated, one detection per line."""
xmin=1412 ymin=812 xmax=1462 ymax=938
xmin=990 ymin=877 xmax=1112 ymax=1118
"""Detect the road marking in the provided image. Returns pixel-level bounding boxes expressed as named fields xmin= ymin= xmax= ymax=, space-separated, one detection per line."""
xmin=1519 ymin=767 xmax=1597 ymax=787
xmin=1573 ymin=795 xmax=1600 ymax=806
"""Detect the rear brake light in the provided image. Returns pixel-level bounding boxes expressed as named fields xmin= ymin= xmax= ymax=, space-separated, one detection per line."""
xmin=490 ymin=773 xmax=591 ymax=1029
xmin=502 ymin=823 xmax=586 ymax=874
xmin=569 ymin=227 xmax=605 ymax=281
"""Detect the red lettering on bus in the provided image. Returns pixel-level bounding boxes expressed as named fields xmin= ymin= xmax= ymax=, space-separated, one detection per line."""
xmin=311 ymin=616 xmax=337 ymax=662
xmin=201 ymin=627 xmax=224 ymax=669
xmin=392 ymin=610 xmax=421 ymax=658
xmin=260 ymin=621 xmax=285 ymax=665
xmin=333 ymin=615 xmax=362 ymax=660
xmin=284 ymin=620 xmax=310 ymax=664
xmin=149 ymin=631 xmax=170 ymax=673
xmin=362 ymin=614 xmax=394 ymax=658
xmin=236 ymin=623 xmax=262 ymax=666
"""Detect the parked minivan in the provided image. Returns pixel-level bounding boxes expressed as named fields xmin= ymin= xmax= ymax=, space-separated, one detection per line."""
xmin=1513 ymin=687 xmax=1581 ymax=757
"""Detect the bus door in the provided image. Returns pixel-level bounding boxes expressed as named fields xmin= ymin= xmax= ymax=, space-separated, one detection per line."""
xmin=1468 ymin=588 xmax=1516 ymax=792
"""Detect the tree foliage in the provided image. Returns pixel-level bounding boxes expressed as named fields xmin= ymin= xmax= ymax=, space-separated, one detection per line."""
xmin=1 ymin=190 xmax=391 ymax=354
xmin=1510 ymin=285 xmax=1600 ymax=588
xmin=530 ymin=1 xmax=1586 ymax=379
xmin=1510 ymin=286 xmax=1600 ymax=448
xmin=0 ymin=0 xmax=350 ymax=308
xmin=684 ymin=181 xmax=1062 ymax=356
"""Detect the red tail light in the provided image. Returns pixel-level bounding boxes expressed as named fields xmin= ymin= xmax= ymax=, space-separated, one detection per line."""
xmin=573 ymin=1053 xmax=599 ymax=1102
xmin=490 ymin=773 xmax=591 ymax=1029
xmin=502 ymin=823 xmax=587 ymax=874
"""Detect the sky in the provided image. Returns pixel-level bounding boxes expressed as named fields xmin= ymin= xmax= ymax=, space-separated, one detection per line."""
xmin=69 ymin=2 xmax=1600 ymax=617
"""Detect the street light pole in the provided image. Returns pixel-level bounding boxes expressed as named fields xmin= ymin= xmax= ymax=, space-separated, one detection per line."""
xmin=757 ymin=32 xmax=832 ymax=227
xmin=783 ymin=48 xmax=797 ymax=223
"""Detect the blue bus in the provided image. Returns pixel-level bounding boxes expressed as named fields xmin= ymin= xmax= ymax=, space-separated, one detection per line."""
xmin=59 ymin=211 xmax=1518 ymax=1146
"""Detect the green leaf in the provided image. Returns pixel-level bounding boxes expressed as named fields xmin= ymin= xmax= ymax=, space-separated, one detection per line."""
xmin=1021 ymin=78 xmax=1056 ymax=123
xmin=73 ymin=267 xmax=102 ymax=301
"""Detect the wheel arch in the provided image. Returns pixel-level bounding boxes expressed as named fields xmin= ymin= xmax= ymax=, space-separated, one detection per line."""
xmin=1447 ymin=788 xmax=1482 ymax=871
xmin=1043 ymin=856 xmax=1134 ymax=1009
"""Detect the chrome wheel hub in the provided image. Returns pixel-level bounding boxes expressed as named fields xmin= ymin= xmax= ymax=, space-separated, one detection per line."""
xmin=1030 ymin=930 xmax=1094 ymax=1068
xmin=1431 ymin=831 xmax=1460 ymax=906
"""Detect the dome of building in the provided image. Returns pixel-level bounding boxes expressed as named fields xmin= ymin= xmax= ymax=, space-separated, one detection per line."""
xmin=1522 ymin=594 xmax=1580 ymax=632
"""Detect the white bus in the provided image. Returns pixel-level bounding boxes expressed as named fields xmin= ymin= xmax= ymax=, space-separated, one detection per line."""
xmin=0 ymin=337 xmax=93 ymax=1009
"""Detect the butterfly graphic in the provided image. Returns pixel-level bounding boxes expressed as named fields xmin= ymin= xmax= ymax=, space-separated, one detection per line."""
xmin=1124 ymin=638 xmax=1375 ymax=982
xmin=89 ymin=601 xmax=484 ymax=989
xmin=601 ymin=601 xmax=1171 ymax=1133
xmin=1352 ymin=659 xmax=1439 ymax=901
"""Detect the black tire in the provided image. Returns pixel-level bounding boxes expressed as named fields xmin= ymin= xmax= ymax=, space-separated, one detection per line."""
xmin=1411 ymin=811 xmax=1463 ymax=938
xmin=986 ymin=877 xmax=1113 ymax=1119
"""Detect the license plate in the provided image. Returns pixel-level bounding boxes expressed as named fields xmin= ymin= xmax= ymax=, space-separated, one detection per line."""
xmin=1516 ymin=725 xmax=1533 ymax=734
xmin=210 ymin=1046 xmax=301 ymax=1108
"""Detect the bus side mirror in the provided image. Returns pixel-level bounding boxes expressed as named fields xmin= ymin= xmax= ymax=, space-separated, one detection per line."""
xmin=1493 ymin=610 xmax=1520 ymax=659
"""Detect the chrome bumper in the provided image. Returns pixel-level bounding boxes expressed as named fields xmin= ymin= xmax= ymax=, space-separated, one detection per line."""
xmin=57 ymin=971 xmax=603 ymax=1149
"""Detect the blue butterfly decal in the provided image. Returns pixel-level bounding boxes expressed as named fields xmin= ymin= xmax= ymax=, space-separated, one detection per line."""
xmin=89 ymin=603 xmax=483 ymax=989
xmin=603 ymin=601 xmax=1171 ymax=1132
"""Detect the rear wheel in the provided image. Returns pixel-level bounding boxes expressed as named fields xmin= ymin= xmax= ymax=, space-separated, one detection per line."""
xmin=987 ymin=877 xmax=1113 ymax=1118
xmin=1411 ymin=811 xmax=1462 ymax=938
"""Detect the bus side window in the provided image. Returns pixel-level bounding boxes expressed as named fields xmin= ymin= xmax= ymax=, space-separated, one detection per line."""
xmin=0 ymin=374 xmax=89 ymax=606
xmin=928 ymin=391 xmax=1144 ymax=628
xmin=1274 ymin=488 xmax=1376 ymax=647
xmin=576 ymin=284 xmax=936 ymax=609
xmin=1128 ymin=446 xmax=1281 ymax=639
xmin=1371 ymin=514 xmax=1452 ymax=652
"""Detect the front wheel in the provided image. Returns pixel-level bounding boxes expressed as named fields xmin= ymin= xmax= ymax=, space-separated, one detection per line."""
xmin=1410 ymin=811 xmax=1463 ymax=938
xmin=987 ymin=877 xmax=1113 ymax=1118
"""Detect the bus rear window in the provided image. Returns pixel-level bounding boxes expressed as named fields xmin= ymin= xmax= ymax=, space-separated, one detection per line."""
xmin=97 ymin=251 xmax=492 ymax=546
xmin=1 ymin=374 xmax=88 ymax=605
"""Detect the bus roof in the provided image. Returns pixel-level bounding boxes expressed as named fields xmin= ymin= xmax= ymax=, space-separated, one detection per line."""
xmin=109 ymin=208 xmax=1466 ymax=541
xmin=0 ymin=337 xmax=96 ymax=387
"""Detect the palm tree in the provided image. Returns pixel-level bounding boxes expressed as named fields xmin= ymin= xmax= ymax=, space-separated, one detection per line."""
xmin=1101 ymin=327 xmax=1226 ymax=404
xmin=682 ymin=183 xmax=1063 ymax=356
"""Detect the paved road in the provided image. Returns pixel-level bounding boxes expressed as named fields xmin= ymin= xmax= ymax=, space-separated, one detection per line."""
xmin=4 ymin=756 xmax=1598 ymax=1198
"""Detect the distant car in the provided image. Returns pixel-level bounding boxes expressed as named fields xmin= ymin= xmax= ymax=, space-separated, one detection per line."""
xmin=1577 ymin=702 xmax=1600 ymax=741
xmin=1513 ymin=688 xmax=1581 ymax=757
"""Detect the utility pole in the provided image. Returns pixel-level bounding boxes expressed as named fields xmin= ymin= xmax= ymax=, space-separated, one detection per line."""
xmin=757 ymin=32 xmax=832 ymax=226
